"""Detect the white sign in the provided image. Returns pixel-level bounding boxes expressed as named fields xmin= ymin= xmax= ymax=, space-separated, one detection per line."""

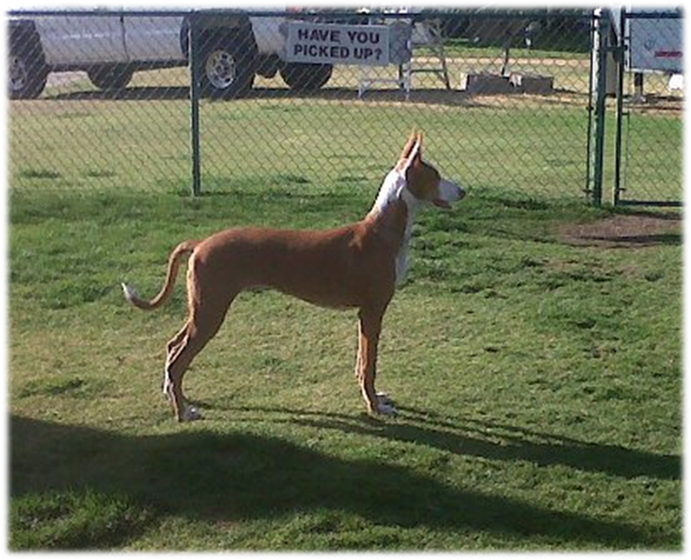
xmin=284 ymin=22 xmax=390 ymax=66
xmin=630 ymin=2 xmax=689 ymax=72
xmin=629 ymin=14 xmax=683 ymax=73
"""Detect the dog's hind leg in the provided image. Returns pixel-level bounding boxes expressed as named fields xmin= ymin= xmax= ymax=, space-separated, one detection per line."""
xmin=165 ymin=311 xmax=227 ymax=421
xmin=354 ymin=330 xmax=363 ymax=383
xmin=164 ymin=288 xmax=238 ymax=422
xmin=164 ymin=323 xmax=189 ymax=398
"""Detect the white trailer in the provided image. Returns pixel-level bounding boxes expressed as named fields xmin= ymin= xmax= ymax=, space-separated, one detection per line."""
xmin=610 ymin=7 xmax=682 ymax=74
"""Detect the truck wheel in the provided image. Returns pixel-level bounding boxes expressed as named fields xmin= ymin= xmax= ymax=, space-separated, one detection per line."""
xmin=9 ymin=47 xmax=48 ymax=99
xmin=199 ymin=34 xmax=257 ymax=99
xmin=280 ymin=63 xmax=333 ymax=92
xmin=87 ymin=65 xmax=134 ymax=91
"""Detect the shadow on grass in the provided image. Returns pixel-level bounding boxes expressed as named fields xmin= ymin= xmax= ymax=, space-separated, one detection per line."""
xmin=9 ymin=186 xmax=370 ymax=231
xmin=245 ymin=404 xmax=680 ymax=481
xmin=51 ymin=86 xmax=190 ymax=101
xmin=50 ymin=85 xmax=493 ymax=109
xmin=10 ymin=414 xmax=673 ymax=550
xmin=575 ymin=233 xmax=682 ymax=248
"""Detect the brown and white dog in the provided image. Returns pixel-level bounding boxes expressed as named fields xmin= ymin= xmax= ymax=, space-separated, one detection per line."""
xmin=122 ymin=132 xmax=465 ymax=422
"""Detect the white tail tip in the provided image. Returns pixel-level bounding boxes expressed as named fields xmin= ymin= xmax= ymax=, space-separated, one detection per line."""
xmin=121 ymin=282 xmax=137 ymax=302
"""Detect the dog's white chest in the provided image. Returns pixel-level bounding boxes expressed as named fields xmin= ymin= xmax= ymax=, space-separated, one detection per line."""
xmin=371 ymin=171 xmax=418 ymax=286
xmin=395 ymin=241 xmax=410 ymax=286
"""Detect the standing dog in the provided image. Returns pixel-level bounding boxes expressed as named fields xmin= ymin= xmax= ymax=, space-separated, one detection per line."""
xmin=123 ymin=132 xmax=465 ymax=421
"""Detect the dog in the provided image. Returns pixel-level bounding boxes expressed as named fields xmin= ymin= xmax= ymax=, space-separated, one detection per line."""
xmin=122 ymin=132 xmax=465 ymax=422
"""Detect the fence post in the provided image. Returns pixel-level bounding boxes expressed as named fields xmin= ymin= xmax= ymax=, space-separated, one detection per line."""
xmin=189 ymin=12 xmax=202 ymax=197
xmin=612 ymin=9 xmax=627 ymax=206
xmin=590 ymin=8 xmax=609 ymax=207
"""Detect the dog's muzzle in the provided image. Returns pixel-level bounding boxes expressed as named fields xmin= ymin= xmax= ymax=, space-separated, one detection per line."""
xmin=433 ymin=179 xmax=465 ymax=208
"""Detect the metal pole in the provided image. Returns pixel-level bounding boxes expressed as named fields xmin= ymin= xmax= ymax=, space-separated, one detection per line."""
xmin=584 ymin=13 xmax=596 ymax=200
xmin=591 ymin=9 xmax=609 ymax=207
xmin=189 ymin=13 xmax=202 ymax=197
xmin=612 ymin=9 xmax=627 ymax=205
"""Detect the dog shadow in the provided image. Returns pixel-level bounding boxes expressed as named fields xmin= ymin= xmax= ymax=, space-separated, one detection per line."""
xmin=10 ymin=411 xmax=677 ymax=550
xmin=225 ymin=403 xmax=679 ymax=482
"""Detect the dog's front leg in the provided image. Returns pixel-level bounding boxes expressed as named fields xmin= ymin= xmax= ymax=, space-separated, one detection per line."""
xmin=357 ymin=307 xmax=395 ymax=415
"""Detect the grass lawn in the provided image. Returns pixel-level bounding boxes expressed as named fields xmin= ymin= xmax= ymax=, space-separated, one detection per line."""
xmin=7 ymin=70 xmax=682 ymax=549
xmin=10 ymin=82 xmax=681 ymax=207
xmin=8 ymin=179 xmax=681 ymax=549
xmin=10 ymin=94 xmax=593 ymax=200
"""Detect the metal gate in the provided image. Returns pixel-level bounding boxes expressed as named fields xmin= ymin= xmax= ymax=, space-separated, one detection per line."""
xmin=589 ymin=9 xmax=683 ymax=207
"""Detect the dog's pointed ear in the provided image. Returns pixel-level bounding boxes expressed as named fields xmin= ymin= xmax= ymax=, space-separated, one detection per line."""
xmin=410 ymin=132 xmax=423 ymax=163
xmin=399 ymin=131 xmax=423 ymax=173
xmin=397 ymin=130 xmax=418 ymax=170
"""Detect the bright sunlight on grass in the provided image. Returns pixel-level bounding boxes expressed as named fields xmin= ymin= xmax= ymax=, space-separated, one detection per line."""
xmin=9 ymin=178 xmax=681 ymax=550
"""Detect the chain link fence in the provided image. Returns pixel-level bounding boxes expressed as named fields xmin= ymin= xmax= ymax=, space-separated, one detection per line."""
xmin=7 ymin=8 xmax=683 ymax=205
xmin=610 ymin=10 xmax=683 ymax=206
xmin=614 ymin=72 xmax=683 ymax=207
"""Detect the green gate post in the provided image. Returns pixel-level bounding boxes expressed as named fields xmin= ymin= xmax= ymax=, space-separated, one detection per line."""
xmin=612 ymin=9 xmax=627 ymax=206
xmin=189 ymin=12 xmax=202 ymax=197
xmin=590 ymin=8 xmax=609 ymax=207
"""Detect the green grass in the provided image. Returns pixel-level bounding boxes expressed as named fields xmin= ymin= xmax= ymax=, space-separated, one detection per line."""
xmin=8 ymin=179 xmax=681 ymax=550
xmin=11 ymin=97 xmax=591 ymax=197
xmin=444 ymin=38 xmax=591 ymax=60
xmin=9 ymin=89 xmax=681 ymax=207
xmin=7 ymin=72 xmax=683 ymax=549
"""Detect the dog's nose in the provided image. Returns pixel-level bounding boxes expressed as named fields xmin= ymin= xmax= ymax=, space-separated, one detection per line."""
xmin=439 ymin=178 xmax=465 ymax=203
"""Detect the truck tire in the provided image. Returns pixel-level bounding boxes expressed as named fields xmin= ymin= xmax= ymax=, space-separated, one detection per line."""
xmin=87 ymin=65 xmax=134 ymax=91
xmin=9 ymin=27 xmax=48 ymax=99
xmin=280 ymin=62 xmax=333 ymax=92
xmin=199 ymin=33 xmax=258 ymax=99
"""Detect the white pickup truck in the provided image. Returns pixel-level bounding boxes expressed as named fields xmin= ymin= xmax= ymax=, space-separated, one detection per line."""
xmin=8 ymin=10 xmax=334 ymax=99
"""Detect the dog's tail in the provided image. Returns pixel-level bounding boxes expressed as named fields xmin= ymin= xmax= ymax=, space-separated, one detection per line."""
xmin=122 ymin=240 xmax=200 ymax=311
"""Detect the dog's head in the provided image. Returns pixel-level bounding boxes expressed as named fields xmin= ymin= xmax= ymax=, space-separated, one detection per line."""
xmin=396 ymin=131 xmax=465 ymax=209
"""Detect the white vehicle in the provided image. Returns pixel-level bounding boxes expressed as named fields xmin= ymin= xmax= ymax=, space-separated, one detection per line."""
xmin=8 ymin=10 xmax=334 ymax=99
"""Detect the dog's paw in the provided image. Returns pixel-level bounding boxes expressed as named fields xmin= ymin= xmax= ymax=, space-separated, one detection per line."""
xmin=376 ymin=392 xmax=397 ymax=416
xmin=377 ymin=402 xmax=397 ymax=416
xmin=181 ymin=404 xmax=203 ymax=422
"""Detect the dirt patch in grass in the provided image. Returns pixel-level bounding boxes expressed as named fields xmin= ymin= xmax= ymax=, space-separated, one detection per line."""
xmin=559 ymin=213 xmax=682 ymax=248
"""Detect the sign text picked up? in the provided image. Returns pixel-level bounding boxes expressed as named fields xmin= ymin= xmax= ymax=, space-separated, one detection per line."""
xmin=284 ymin=22 xmax=390 ymax=66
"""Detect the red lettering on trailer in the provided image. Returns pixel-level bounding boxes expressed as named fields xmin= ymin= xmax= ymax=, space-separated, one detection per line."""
xmin=654 ymin=50 xmax=682 ymax=58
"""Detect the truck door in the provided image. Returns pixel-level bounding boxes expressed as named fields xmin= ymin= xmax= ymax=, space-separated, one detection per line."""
xmin=34 ymin=14 xmax=127 ymax=66
xmin=123 ymin=0 xmax=285 ymax=61
xmin=122 ymin=15 xmax=186 ymax=62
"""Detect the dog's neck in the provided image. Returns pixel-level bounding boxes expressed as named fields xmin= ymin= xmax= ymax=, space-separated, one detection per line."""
xmin=366 ymin=169 xmax=421 ymax=285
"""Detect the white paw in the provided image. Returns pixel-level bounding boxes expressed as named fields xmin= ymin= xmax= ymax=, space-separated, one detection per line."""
xmin=181 ymin=404 xmax=203 ymax=422
xmin=377 ymin=401 xmax=397 ymax=416
xmin=376 ymin=392 xmax=397 ymax=415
